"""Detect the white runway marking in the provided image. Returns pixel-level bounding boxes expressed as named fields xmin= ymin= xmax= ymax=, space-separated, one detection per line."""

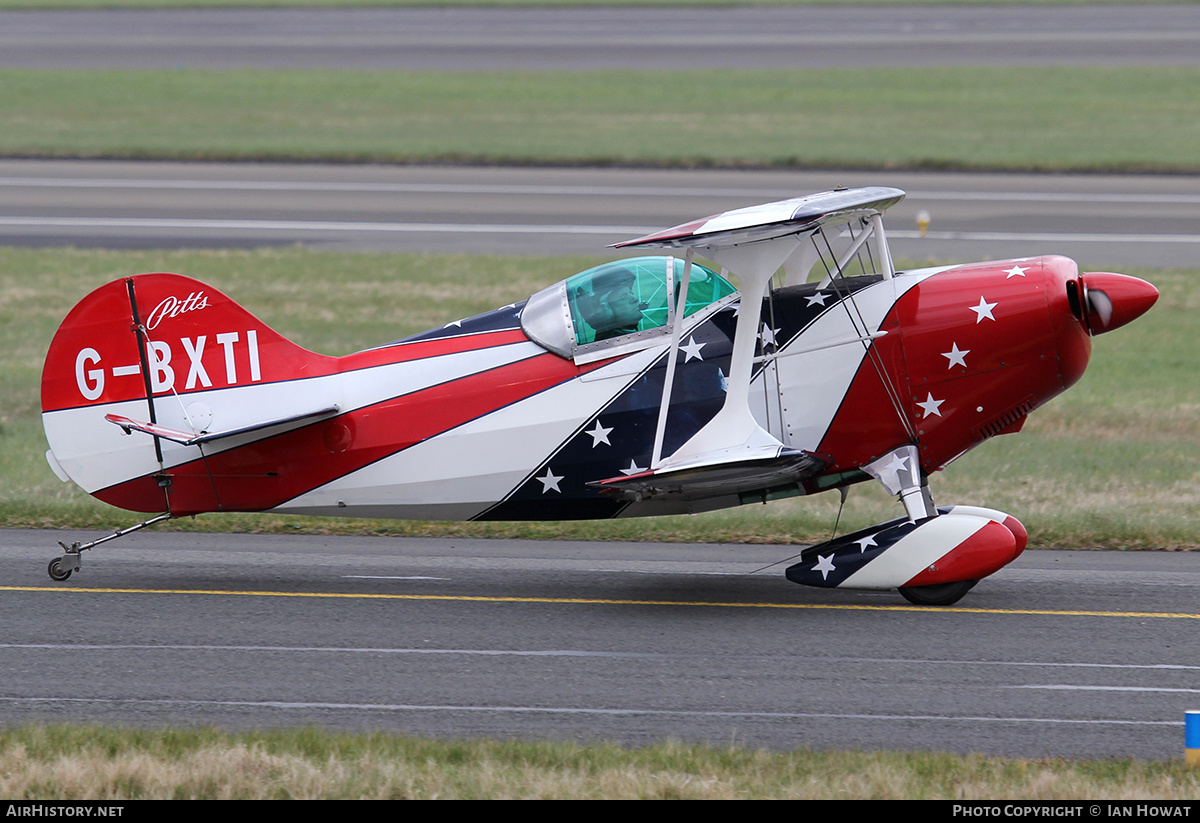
xmin=3 ymin=216 xmax=1197 ymax=245
xmin=1010 ymin=685 xmax=1200 ymax=694
xmin=0 ymin=216 xmax=652 ymax=236
xmin=5 ymin=644 xmax=1200 ymax=671
xmin=343 ymin=575 xmax=450 ymax=580
xmin=5 ymin=176 xmax=1200 ymax=206
xmin=0 ymin=695 xmax=1176 ymax=729
xmin=0 ymin=695 xmax=1178 ymax=726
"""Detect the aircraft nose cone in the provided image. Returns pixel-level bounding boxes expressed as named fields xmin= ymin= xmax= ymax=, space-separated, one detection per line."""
xmin=1081 ymin=272 xmax=1159 ymax=334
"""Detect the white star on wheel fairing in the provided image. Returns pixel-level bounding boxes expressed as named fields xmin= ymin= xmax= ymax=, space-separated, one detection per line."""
xmin=813 ymin=554 xmax=836 ymax=580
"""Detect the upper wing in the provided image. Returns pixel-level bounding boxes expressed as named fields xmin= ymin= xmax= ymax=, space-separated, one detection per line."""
xmin=613 ymin=187 xmax=905 ymax=250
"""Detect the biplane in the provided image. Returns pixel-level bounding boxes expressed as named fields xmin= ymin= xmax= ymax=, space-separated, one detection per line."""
xmin=41 ymin=187 xmax=1158 ymax=605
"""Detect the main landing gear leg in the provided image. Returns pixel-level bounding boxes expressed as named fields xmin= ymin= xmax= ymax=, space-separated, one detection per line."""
xmin=48 ymin=513 xmax=172 ymax=581
xmin=862 ymin=446 xmax=976 ymax=607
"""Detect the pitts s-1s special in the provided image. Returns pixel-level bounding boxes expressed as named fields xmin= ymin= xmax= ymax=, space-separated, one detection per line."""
xmin=41 ymin=187 xmax=1158 ymax=605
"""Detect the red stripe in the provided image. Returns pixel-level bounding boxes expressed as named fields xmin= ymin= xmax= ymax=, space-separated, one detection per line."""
xmin=338 ymin=329 xmax=531 ymax=370
xmin=902 ymin=521 xmax=1019 ymax=587
xmin=94 ymin=351 xmax=588 ymax=515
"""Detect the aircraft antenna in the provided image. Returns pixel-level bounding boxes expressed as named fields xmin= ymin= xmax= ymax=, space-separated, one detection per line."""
xmin=744 ymin=487 xmax=849 ymax=576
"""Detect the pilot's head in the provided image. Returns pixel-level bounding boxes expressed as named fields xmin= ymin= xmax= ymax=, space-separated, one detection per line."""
xmin=577 ymin=269 xmax=646 ymax=339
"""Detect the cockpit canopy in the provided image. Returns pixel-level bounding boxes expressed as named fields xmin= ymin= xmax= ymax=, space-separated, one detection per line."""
xmin=521 ymin=256 xmax=736 ymax=361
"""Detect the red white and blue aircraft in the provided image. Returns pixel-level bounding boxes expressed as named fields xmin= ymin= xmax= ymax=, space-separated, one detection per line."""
xmin=41 ymin=187 xmax=1158 ymax=604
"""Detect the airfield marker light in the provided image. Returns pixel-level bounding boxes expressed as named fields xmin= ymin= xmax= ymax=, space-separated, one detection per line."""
xmin=916 ymin=210 xmax=931 ymax=238
xmin=1187 ymin=711 xmax=1200 ymax=766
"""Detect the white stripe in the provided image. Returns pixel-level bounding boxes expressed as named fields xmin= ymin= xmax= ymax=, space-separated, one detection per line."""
xmin=6 ymin=216 xmax=1196 ymax=245
xmin=43 ymin=341 xmax=539 ymax=492
xmin=890 ymin=229 xmax=1200 ymax=244
xmin=277 ymin=345 xmax=662 ymax=519
xmin=841 ymin=514 xmax=991 ymax=590
xmin=0 ymin=695 xmax=1177 ymax=726
xmin=7 ymin=644 xmax=1198 ymax=672
xmin=0 ymin=215 xmax=652 ymax=236
xmin=1009 ymin=685 xmax=1200 ymax=694
xmin=909 ymin=190 xmax=1200 ymax=205
xmin=0 ymin=177 xmax=737 ymax=197
xmin=5 ymin=177 xmax=1200 ymax=206
xmin=774 ymin=272 xmax=932 ymax=452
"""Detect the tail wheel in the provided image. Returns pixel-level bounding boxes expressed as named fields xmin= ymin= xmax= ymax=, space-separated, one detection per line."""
xmin=898 ymin=580 xmax=976 ymax=606
xmin=47 ymin=559 xmax=72 ymax=582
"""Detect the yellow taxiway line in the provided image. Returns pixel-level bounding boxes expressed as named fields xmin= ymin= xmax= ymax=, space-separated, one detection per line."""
xmin=3 ymin=585 xmax=1199 ymax=620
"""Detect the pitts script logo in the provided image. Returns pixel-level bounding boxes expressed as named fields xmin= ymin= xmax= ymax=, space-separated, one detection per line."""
xmin=145 ymin=291 xmax=209 ymax=330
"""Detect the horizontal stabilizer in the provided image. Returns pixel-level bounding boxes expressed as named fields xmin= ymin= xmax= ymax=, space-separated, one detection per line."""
xmin=590 ymin=447 xmax=826 ymax=502
xmin=105 ymin=404 xmax=340 ymax=446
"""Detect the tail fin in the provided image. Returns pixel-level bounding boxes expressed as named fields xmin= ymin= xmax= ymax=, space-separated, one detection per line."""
xmin=42 ymin=273 xmax=336 ymax=513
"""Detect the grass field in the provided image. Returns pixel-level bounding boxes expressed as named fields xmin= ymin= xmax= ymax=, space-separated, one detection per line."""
xmin=3 ymin=724 xmax=1199 ymax=799
xmin=4 ymin=246 xmax=1196 ymax=550
xmin=4 ymin=66 xmax=1200 ymax=172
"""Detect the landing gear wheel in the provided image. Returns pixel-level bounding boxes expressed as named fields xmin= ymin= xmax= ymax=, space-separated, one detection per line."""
xmin=898 ymin=580 xmax=976 ymax=606
xmin=47 ymin=558 xmax=72 ymax=582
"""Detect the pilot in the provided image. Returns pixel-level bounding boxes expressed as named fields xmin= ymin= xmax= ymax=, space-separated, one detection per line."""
xmin=575 ymin=268 xmax=647 ymax=341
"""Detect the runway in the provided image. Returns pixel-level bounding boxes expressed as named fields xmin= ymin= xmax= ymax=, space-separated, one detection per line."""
xmin=3 ymin=159 xmax=1199 ymax=268
xmin=7 ymin=165 xmax=1193 ymax=757
xmin=4 ymin=6 xmax=1197 ymax=760
xmin=1 ymin=529 xmax=1196 ymax=758
xmin=4 ymin=4 xmax=1198 ymax=267
xmin=2 ymin=5 xmax=1198 ymax=70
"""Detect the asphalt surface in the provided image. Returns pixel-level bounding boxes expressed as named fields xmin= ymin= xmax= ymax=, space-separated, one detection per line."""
xmin=4 ymin=6 xmax=1197 ymax=760
xmin=2 ymin=529 xmax=1197 ymax=758
xmin=3 ymin=159 xmax=1199 ymax=267
xmin=2 ymin=5 xmax=1199 ymax=69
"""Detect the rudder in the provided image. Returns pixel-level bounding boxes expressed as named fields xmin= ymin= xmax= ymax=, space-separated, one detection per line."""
xmin=42 ymin=273 xmax=336 ymax=513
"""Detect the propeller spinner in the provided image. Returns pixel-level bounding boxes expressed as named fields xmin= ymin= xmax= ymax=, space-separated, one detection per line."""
xmin=1081 ymin=272 xmax=1159 ymax=334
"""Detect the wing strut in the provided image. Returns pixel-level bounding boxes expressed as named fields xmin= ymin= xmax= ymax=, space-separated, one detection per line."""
xmin=650 ymin=249 xmax=693 ymax=468
xmin=609 ymin=188 xmax=906 ymax=496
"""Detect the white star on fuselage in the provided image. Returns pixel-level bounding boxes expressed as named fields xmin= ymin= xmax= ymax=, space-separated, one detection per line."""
xmin=855 ymin=535 xmax=878 ymax=553
xmin=584 ymin=420 xmax=613 ymax=447
xmin=759 ymin=324 xmax=780 ymax=348
xmin=970 ymin=296 xmax=997 ymax=323
xmin=619 ymin=460 xmax=646 ymax=476
xmin=1005 ymin=265 xmax=1028 ymax=279
xmin=537 ymin=468 xmax=564 ymax=493
xmin=942 ymin=342 xmax=970 ymax=369
xmin=917 ymin=393 xmax=945 ymax=418
xmin=806 ymin=291 xmax=829 ymax=307
xmin=680 ymin=336 xmax=707 ymax=362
